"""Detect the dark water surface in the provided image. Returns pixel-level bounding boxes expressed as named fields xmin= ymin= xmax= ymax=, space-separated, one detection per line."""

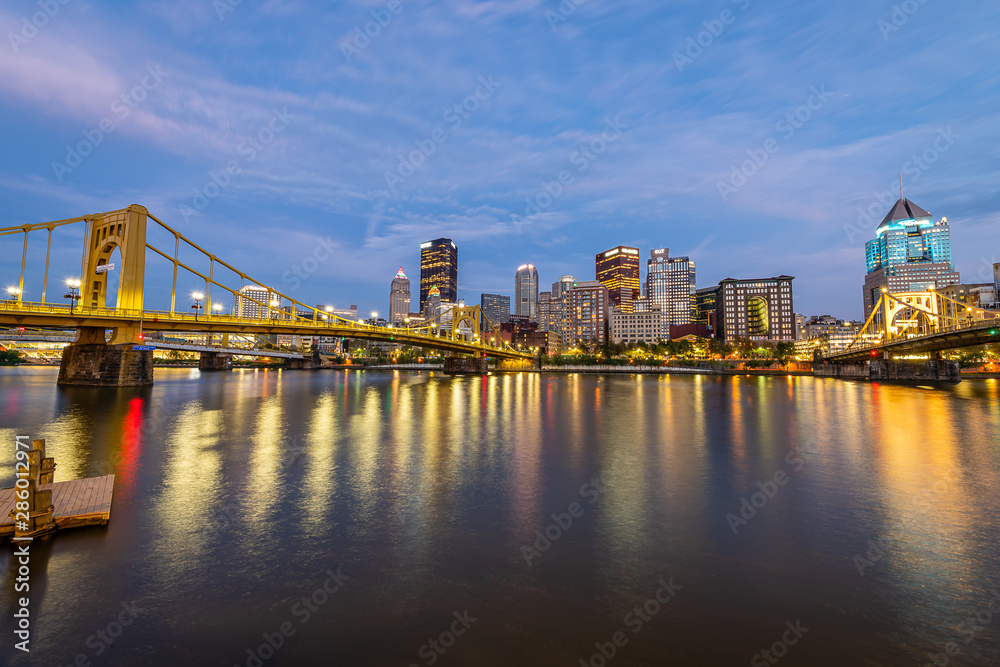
xmin=2 ymin=367 xmax=999 ymax=666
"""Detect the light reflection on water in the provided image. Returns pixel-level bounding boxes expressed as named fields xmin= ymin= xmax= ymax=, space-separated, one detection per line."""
xmin=0 ymin=367 xmax=998 ymax=666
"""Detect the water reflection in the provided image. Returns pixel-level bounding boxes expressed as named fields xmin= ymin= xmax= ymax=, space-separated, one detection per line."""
xmin=0 ymin=368 xmax=997 ymax=666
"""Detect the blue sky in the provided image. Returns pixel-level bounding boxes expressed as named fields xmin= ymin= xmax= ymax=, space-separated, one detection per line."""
xmin=1 ymin=0 xmax=998 ymax=320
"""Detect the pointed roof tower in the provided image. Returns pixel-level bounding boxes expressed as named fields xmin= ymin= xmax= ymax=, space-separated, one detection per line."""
xmin=877 ymin=198 xmax=933 ymax=230
xmin=394 ymin=266 xmax=408 ymax=280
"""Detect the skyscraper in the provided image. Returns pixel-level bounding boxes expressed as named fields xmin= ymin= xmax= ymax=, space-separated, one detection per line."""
xmin=645 ymin=249 xmax=696 ymax=334
xmin=420 ymin=238 xmax=458 ymax=313
xmin=388 ymin=267 xmax=411 ymax=325
xmin=551 ymin=275 xmax=576 ymax=300
xmin=480 ymin=293 xmax=510 ymax=330
xmin=514 ymin=264 xmax=539 ymax=322
xmin=596 ymin=246 xmax=640 ymax=312
xmin=862 ymin=197 xmax=959 ymax=317
xmin=568 ymin=280 xmax=610 ymax=346
xmin=423 ymin=285 xmax=441 ymax=320
xmin=545 ymin=275 xmax=576 ymax=346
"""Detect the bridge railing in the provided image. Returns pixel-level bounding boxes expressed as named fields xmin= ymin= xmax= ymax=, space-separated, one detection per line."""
xmin=0 ymin=300 xmax=529 ymax=356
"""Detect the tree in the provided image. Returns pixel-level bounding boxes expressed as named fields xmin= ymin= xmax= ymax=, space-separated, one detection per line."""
xmin=0 ymin=349 xmax=24 ymax=365
xmin=774 ymin=341 xmax=795 ymax=366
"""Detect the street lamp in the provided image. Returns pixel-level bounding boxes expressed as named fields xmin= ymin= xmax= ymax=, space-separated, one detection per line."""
xmin=7 ymin=287 xmax=21 ymax=302
xmin=192 ymin=292 xmax=204 ymax=321
xmin=63 ymin=280 xmax=80 ymax=314
xmin=213 ymin=303 xmax=223 ymax=315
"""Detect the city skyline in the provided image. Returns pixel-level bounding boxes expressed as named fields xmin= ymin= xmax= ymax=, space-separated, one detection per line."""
xmin=1 ymin=3 xmax=997 ymax=322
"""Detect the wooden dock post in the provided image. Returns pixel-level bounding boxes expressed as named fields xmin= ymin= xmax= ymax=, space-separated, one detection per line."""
xmin=12 ymin=439 xmax=56 ymax=539
xmin=3 ymin=438 xmax=111 ymax=540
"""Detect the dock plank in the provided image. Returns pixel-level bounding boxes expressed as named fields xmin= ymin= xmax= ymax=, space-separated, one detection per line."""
xmin=78 ymin=477 xmax=95 ymax=514
xmin=1 ymin=475 xmax=116 ymax=537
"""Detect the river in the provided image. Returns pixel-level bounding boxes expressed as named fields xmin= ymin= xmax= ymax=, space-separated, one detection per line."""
xmin=1 ymin=367 xmax=998 ymax=665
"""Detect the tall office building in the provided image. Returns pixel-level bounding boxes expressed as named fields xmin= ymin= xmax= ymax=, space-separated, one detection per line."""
xmin=568 ymin=280 xmax=610 ymax=346
xmin=596 ymin=246 xmax=640 ymax=312
xmin=480 ymin=293 xmax=510 ymax=330
xmin=515 ymin=264 xmax=539 ymax=322
xmin=388 ymin=267 xmax=411 ymax=325
xmin=862 ymin=197 xmax=959 ymax=317
xmin=645 ymin=249 xmax=696 ymax=334
xmin=419 ymin=238 xmax=458 ymax=313
xmin=993 ymin=262 xmax=1000 ymax=297
xmin=715 ymin=276 xmax=795 ymax=342
xmin=423 ymin=285 xmax=442 ymax=320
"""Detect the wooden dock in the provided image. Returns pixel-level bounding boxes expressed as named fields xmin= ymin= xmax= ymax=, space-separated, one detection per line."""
xmin=1 ymin=474 xmax=115 ymax=538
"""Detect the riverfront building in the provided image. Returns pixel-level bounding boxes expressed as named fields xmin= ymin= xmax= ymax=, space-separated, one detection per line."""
xmin=388 ymin=267 xmax=411 ymax=325
xmin=568 ymin=280 xmax=610 ymax=346
xmin=645 ymin=249 xmax=696 ymax=334
xmin=515 ymin=264 xmax=539 ymax=322
xmin=611 ymin=306 xmax=665 ymax=344
xmin=863 ymin=198 xmax=959 ymax=317
xmin=715 ymin=276 xmax=795 ymax=342
xmin=596 ymin=246 xmax=640 ymax=313
xmin=419 ymin=238 xmax=458 ymax=313
xmin=541 ymin=275 xmax=576 ymax=346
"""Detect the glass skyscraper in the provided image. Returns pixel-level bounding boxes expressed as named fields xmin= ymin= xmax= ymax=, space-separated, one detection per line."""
xmin=862 ymin=197 xmax=959 ymax=317
xmin=419 ymin=238 xmax=458 ymax=313
xmin=514 ymin=264 xmax=539 ymax=322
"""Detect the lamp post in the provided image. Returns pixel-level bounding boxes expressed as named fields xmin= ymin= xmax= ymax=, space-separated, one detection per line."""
xmin=63 ymin=280 xmax=80 ymax=315
xmin=7 ymin=287 xmax=21 ymax=303
xmin=192 ymin=292 xmax=204 ymax=321
xmin=213 ymin=303 xmax=223 ymax=316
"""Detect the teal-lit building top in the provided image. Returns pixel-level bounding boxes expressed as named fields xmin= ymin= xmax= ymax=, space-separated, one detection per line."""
xmin=864 ymin=198 xmax=953 ymax=274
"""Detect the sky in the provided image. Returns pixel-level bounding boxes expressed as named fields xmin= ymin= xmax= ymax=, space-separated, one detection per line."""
xmin=1 ymin=0 xmax=998 ymax=321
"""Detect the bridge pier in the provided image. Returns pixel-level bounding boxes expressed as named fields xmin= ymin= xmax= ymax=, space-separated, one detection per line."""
xmin=199 ymin=352 xmax=233 ymax=371
xmin=813 ymin=359 xmax=960 ymax=383
xmin=283 ymin=357 xmax=316 ymax=370
xmin=444 ymin=356 xmax=488 ymax=374
xmin=58 ymin=329 xmax=153 ymax=387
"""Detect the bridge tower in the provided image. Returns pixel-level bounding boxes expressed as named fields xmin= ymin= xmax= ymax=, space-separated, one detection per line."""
xmin=59 ymin=205 xmax=153 ymax=386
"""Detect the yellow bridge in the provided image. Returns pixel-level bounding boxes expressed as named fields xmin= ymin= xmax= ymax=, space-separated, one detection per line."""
xmin=824 ymin=289 xmax=1000 ymax=363
xmin=1 ymin=205 xmax=532 ymax=384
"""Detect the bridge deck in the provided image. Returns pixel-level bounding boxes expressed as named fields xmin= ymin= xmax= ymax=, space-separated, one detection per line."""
xmin=0 ymin=474 xmax=115 ymax=537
